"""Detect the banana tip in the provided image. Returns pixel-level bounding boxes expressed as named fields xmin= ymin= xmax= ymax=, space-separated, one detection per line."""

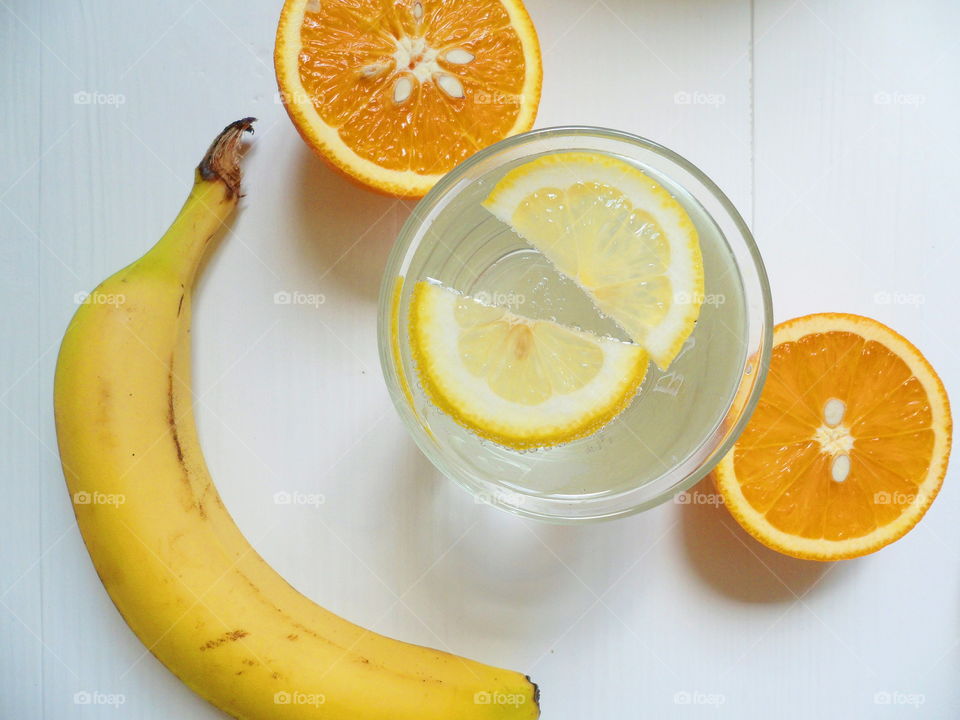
xmin=526 ymin=674 xmax=541 ymax=713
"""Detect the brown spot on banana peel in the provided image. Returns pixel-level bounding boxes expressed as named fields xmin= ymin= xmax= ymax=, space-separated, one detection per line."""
xmin=166 ymin=355 xmax=206 ymax=518
xmin=230 ymin=568 xmax=473 ymax=685
xmin=227 ymin=569 xmax=540 ymax=707
xmin=198 ymin=118 xmax=256 ymax=199
xmin=233 ymin=577 xmax=512 ymax=690
xmin=176 ymin=293 xmax=184 ymax=318
xmin=166 ymin=363 xmax=185 ymax=466
xmin=199 ymin=629 xmax=249 ymax=651
xmin=231 ymin=571 xmax=339 ymax=652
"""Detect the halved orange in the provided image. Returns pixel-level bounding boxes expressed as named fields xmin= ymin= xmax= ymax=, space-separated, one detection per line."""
xmin=716 ymin=313 xmax=951 ymax=561
xmin=275 ymin=0 xmax=542 ymax=197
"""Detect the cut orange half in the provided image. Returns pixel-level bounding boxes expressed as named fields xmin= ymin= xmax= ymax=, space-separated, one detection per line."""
xmin=275 ymin=0 xmax=542 ymax=197
xmin=716 ymin=313 xmax=952 ymax=561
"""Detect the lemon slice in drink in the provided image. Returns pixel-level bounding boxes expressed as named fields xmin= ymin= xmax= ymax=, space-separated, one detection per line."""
xmin=483 ymin=151 xmax=704 ymax=369
xmin=409 ymin=281 xmax=648 ymax=450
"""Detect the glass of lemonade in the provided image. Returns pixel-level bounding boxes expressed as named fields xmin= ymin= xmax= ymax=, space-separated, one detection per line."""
xmin=378 ymin=127 xmax=772 ymax=522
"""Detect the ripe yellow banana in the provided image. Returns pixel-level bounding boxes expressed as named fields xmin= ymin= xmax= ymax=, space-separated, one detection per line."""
xmin=54 ymin=119 xmax=539 ymax=720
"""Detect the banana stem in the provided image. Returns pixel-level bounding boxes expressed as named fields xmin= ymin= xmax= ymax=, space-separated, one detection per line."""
xmin=145 ymin=118 xmax=256 ymax=285
xmin=198 ymin=117 xmax=256 ymax=199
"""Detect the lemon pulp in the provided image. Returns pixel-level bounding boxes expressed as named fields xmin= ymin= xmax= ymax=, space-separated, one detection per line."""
xmin=409 ymin=281 xmax=648 ymax=450
xmin=483 ymin=151 xmax=704 ymax=369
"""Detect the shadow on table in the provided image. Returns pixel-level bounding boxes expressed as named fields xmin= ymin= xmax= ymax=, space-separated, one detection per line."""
xmin=680 ymin=476 xmax=845 ymax=602
xmin=289 ymin=148 xmax=414 ymax=301
xmin=407 ymin=481 xmax=667 ymax=659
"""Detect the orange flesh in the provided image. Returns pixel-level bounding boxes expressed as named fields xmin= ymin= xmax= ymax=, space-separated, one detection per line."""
xmin=298 ymin=0 xmax=527 ymax=175
xmin=734 ymin=331 xmax=935 ymax=541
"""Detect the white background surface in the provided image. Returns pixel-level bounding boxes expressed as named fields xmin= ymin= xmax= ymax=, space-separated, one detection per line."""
xmin=3 ymin=0 xmax=959 ymax=718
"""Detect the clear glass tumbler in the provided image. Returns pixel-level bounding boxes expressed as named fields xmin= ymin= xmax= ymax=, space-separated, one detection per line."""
xmin=378 ymin=126 xmax=772 ymax=522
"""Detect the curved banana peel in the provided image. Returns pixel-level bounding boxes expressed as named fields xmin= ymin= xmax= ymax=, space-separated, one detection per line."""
xmin=53 ymin=119 xmax=540 ymax=720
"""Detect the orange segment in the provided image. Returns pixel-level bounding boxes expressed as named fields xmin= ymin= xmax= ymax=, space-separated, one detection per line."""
xmin=276 ymin=0 xmax=542 ymax=196
xmin=716 ymin=313 xmax=952 ymax=561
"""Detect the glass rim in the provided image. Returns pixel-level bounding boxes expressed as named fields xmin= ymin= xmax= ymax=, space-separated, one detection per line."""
xmin=378 ymin=125 xmax=773 ymax=523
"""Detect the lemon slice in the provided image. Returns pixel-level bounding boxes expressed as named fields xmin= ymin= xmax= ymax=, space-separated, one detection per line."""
xmin=483 ymin=151 xmax=704 ymax=369
xmin=409 ymin=281 xmax=648 ymax=450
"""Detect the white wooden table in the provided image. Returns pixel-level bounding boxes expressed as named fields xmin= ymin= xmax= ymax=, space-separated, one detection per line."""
xmin=3 ymin=1 xmax=959 ymax=717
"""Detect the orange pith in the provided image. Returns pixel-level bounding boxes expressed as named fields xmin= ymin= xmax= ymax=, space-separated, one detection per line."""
xmin=716 ymin=313 xmax=951 ymax=561
xmin=276 ymin=0 xmax=542 ymax=196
